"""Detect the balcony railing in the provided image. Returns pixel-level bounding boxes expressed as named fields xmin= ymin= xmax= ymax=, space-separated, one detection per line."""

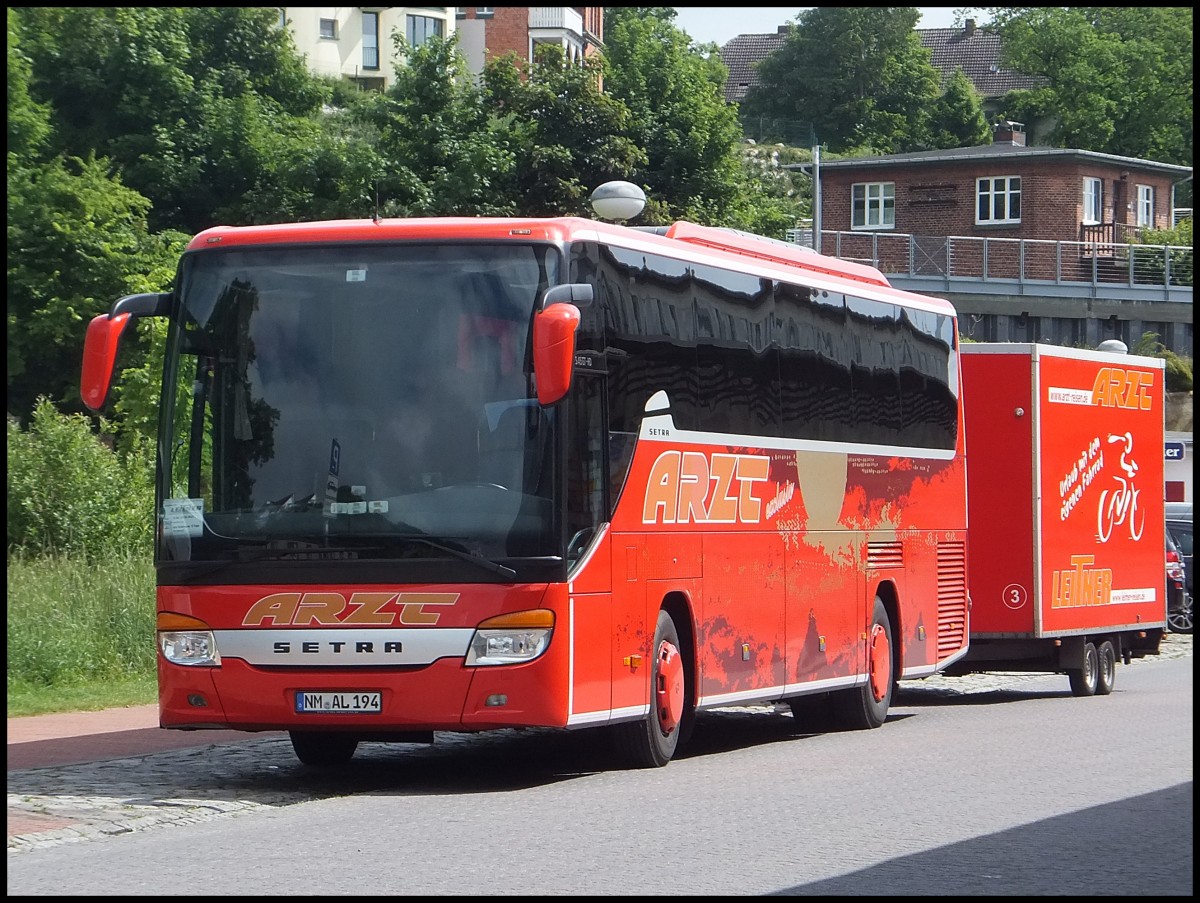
xmin=813 ymin=231 xmax=1193 ymax=301
xmin=1080 ymin=222 xmax=1143 ymax=245
xmin=528 ymin=7 xmax=583 ymax=35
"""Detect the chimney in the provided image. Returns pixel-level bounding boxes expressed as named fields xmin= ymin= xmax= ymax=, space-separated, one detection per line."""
xmin=964 ymin=19 xmax=976 ymax=36
xmin=992 ymin=120 xmax=1027 ymax=146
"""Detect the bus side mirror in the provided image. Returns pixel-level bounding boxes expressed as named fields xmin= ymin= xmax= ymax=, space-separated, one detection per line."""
xmin=533 ymin=302 xmax=581 ymax=406
xmin=80 ymin=292 xmax=171 ymax=411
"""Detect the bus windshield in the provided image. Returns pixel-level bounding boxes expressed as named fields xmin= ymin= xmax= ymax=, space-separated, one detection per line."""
xmin=159 ymin=242 xmax=561 ymax=568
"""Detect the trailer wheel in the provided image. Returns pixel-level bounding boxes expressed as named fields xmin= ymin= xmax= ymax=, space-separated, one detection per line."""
xmin=289 ymin=731 xmax=359 ymax=767
xmin=833 ymin=596 xmax=894 ymax=730
xmin=612 ymin=610 xmax=685 ymax=768
xmin=1096 ymin=640 xmax=1117 ymax=696
xmin=1068 ymin=642 xmax=1099 ymax=697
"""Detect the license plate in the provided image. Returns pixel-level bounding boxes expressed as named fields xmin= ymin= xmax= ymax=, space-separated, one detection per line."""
xmin=295 ymin=691 xmax=381 ymax=714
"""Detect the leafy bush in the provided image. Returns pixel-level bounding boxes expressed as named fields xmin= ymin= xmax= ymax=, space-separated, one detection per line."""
xmin=7 ymin=398 xmax=155 ymax=559
xmin=1132 ymin=218 xmax=1193 ymax=287
xmin=1132 ymin=332 xmax=1193 ymax=393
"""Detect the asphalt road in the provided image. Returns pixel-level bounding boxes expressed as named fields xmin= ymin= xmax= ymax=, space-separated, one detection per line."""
xmin=7 ymin=636 xmax=1193 ymax=896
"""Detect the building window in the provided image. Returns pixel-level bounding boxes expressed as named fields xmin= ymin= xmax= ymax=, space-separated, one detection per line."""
xmin=476 ymin=7 xmax=495 ymax=16
xmin=1082 ymin=177 xmax=1103 ymax=225
xmin=976 ymin=176 xmax=1021 ymax=225
xmin=362 ymin=12 xmax=379 ymax=70
xmin=319 ymin=18 xmax=338 ymax=39
xmin=407 ymin=14 xmax=444 ymax=48
xmin=851 ymin=182 xmax=895 ymax=229
xmin=1136 ymin=184 xmax=1154 ymax=228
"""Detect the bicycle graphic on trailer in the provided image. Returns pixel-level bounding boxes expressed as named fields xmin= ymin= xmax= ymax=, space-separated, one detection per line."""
xmin=1097 ymin=431 xmax=1144 ymax=543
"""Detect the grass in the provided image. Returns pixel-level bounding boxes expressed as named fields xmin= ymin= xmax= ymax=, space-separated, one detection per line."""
xmin=7 ymin=675 xmax=157 ymax=718
xmin=7 ymin=551 xmax=157 ymax=718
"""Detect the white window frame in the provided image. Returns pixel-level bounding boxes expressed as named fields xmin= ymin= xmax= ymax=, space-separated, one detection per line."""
xmin=406 ymin=14 xmax=444 ymax=48
xmin=1082 ymin=177 xmax=1103 ymax=225
xmin=362 ymin=12 xmax=380 ymax=70
xmin=851 ymin=182 xmax=895 ymax=230
xmin=319 ymin=18 xmax=338 ymax=40
xmin=1136 ymin=184 xmax=1154 ymax=228
xmin=976 ymin=176 xmax=1022 ymax=225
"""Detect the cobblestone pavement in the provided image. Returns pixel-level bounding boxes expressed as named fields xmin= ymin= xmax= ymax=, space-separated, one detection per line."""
xmin=7 ymin=632 xmax=1191 ymax=854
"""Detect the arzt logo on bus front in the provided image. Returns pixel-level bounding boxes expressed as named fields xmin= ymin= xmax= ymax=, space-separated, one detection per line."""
xmin=242 ymin=591 xmax=459 ymax=626
xmin=643 ymin=451 xmax=770 ymax=524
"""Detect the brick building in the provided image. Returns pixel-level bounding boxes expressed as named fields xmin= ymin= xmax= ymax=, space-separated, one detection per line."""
xmin=281 ymin=7 xmax=603 ymax=91
xmin=456 ymin=7 xmax=603 ymax=76
xmin=808 ymin=125 xmax=1191 ymax=280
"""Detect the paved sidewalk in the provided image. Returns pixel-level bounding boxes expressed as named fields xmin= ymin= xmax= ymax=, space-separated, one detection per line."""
xmin=7 ymin=705 xmax=285 ymax=843
xmin=7 ymin=705 xmax=275 ymax=771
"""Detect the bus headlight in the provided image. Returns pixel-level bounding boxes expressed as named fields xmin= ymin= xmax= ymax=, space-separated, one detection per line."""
xmin=466 ymin=609 xmax=554 ymax=666
xmin=158 ymin=612 xmax=221 ymax=666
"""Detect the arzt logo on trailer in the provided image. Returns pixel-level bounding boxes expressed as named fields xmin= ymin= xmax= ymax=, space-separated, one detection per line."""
xmin=643 ymin=451 xmax=769 ymax=524
xmin=242 ymin=592 xmax=459 ymax=626
xmin=1090 ymin=368 xmax=1155 ymax=410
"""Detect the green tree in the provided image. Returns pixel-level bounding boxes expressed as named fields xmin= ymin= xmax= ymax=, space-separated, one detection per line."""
xmin=7 ymin=10 xmax=185 ymax=422
xmin=483 ymin=43 xmax=646 ymax=217
xmin=601 ymin=8 xmax=745 ymax=224
xmin=927 ymin=68 xmax=993 ymax=148
xmin=13 ymin=7 xmax=344 ymax=233
xmin=6 ymin=9 xmax=49 ymax=162
xmin=6 ymin=153 xmax=186 ymax=421
xmin=984 ymin=7 xmax=1192 ymax=165
xmin=354 ymin=34 xmax=519 ymax=216
xmin=739 ymin=7 xmax=942 ymax=154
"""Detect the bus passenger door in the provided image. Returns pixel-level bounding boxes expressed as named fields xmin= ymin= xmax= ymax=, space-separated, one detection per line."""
xmin=565 ymin=372 xmax=614 ymax=721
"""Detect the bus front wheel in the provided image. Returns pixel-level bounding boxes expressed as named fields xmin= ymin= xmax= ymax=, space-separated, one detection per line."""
xmin=613 ymin=610 xmax=686 ymax=768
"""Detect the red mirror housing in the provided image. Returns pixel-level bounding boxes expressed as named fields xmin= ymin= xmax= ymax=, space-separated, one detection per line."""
xmin=533 ymin=302 xmax=581 ymax=405
xmin=80 ymin=312 xmax=132 ymax=411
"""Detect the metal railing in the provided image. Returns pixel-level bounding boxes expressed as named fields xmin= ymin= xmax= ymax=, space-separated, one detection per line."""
xmin=528 ymin=7 xmax=583 ymax=34
xmin=815 ymin=231 xmax=1193 ymax=300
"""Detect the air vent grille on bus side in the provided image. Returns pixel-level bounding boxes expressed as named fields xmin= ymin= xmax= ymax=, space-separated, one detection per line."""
xmin=937 ymin=541 xmax=968 ymax=656
xmin=867 ymin=542 xmax=904 ymax=570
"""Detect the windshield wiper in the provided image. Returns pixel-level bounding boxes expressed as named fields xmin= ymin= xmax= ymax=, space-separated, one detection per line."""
xmin=391 ymin=534 xmax=516 ymax=579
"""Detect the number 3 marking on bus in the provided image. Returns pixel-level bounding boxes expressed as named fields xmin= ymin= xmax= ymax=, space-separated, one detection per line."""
xmin=1002 ymin=583 xmax=1028 ymax=610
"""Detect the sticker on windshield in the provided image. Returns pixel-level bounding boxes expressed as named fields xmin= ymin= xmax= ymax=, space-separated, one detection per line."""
xmin=163 ymin=498 xmax=204 ymax=537
xmin=346 ymin=268 xmax=367 ymax=282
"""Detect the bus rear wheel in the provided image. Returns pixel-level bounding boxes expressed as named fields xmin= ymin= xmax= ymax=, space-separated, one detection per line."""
xmin=289 ymin=730 xmax=359 ymax=767
xmin=833 ymin=597 xmax=894 ymax=730
xmin=613 ymin=610 xmax=686 ymax=768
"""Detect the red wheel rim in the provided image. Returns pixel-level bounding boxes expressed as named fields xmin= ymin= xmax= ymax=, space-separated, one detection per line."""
xmin=655 ymin=640 xmax=684 ymax=733
xmin=868 ymin=623 xmax=891 ymax=703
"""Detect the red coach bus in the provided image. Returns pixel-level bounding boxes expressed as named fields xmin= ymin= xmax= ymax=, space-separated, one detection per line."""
xmin=81 ymin=215 xmax=969 ymax=768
